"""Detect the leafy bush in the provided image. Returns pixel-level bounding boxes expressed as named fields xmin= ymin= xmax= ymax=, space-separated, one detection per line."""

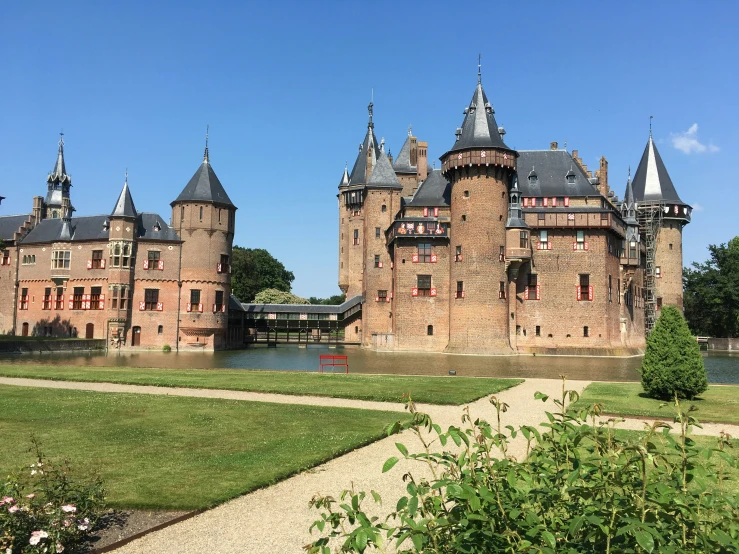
xmin=0 ymin=440 xmax=105 ymax=554
xmin=307 ymin=378 xmax=739 ymax=553
xmin=642 ymin=306 xmax=708 ymax=400
xmin=162 ymin=344 xmax=172 ymax=352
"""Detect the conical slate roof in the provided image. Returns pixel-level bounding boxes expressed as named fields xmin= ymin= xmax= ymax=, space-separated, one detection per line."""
xmin=338 ymin=165 xmax=350 ymax=188
xmin=392 ymin=132 xmax=416 ymax=174
xmin=621 ymin=175 xmax=638 ymax=226
xmin=447 ymin=79 xmax=511 ymax=154
xmin=348 ymin=127 xmax=380 ymax=186
xmin=173 ymin=160 xmax=235 ymax=207
xmin=631 ymin=135 xmax=684 ymax=204
xmin=367 ymin=147 xmax=402 ymax=190
xmin=111 ymin=178 xmax=137 ymax=218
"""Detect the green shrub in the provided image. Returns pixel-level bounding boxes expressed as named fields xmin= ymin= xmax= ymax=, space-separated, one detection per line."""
xmin=307 ymin=378 xmax=739 ymax=553
xmin=162 ymin=344 xmax=172 ymax=352
xmin=642 ymin=306 xmax=708 ymax=400
xmin=0 ymin=440 xmax=105 ymax=553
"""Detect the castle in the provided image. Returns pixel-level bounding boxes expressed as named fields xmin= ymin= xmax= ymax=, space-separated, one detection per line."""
xmin=337 ymin=71 xmax=692 ymax=355
xmin=0 ymin=136 xmax=237 ymax=350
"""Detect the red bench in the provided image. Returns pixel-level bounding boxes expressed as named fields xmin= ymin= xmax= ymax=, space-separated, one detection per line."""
xmin=319 ymin=354 xmax=348 ymax=374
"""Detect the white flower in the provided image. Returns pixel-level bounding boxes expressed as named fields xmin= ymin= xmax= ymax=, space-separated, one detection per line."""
xmin=77 ymin=517 xmax=90 ymax=531
xmin=29 ymin=530 xmax=49 ymax=545
xmin=61 ymin=504 xmax=76 ymax=513
xmin=56 ymin=542 xmax=64 ymax=552
xmin=31 ymin=469 xmax=37 ymax=476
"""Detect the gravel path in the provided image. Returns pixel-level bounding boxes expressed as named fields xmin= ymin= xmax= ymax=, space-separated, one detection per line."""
xmin=3 ymin=376 xmax=736 ymax=554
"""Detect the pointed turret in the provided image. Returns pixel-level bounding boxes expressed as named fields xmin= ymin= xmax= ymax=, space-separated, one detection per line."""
xmin=172 ymin=133 xmax=235 ymax=208
xmin=45 ymin=133 xmax=74 ymax=219
xmin=631 ymin=135 xmax=683 ymax=204
xmin=111 ymin=173 xmax=138 ymax=219
xmin=338 ymin=164 xmax=349 ymax=187
xmin=446 ymin=77 xmax=511 ymax=154
xmin=392 ymin=127 xmax=417 ymax=175
xmin=366 ymin=143 xmax=402 ymax=190
xmin=347 ymin=103 xmax=381 ymax=186
xmin=622 ymin=170 xmax=640 ymax=247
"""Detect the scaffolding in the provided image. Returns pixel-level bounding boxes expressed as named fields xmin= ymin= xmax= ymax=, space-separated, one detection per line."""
xmin=637 ymin=201 xmax=664 ymax=334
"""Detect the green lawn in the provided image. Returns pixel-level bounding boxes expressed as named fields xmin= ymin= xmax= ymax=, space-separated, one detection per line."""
xmin=0 ymin=385 xmax=410 ymax=510
xmin=572 ymin=382 xmax=739 ymax=424
xmin=0 ymin=365 xmax=522 ymax=405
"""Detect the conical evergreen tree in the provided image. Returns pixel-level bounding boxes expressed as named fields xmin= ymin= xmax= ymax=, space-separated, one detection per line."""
xmin=641 ymin=306 xmax=708 ymax=400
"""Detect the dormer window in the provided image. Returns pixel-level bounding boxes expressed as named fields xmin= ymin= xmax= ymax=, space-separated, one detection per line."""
xmin=153 ymin=221 xmax=161 ymax=232
xmin=528 ymin=172 xmax=538 ymax=184
xmin=566 ymin=172 xmax=576 ymax=185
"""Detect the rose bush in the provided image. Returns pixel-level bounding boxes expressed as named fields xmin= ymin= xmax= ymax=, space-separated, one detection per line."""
xmin=0 ymin=440 xmax=104 ymax=554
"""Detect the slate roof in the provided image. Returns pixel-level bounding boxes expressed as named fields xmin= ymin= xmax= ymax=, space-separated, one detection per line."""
xmin=47 ymin=139 xmax=70 ymax=186
xmin=348 ymin=127 xmax=380 ymax=186
xmin=392 ymin=134 xmax=416 ymax=174
xmin=446 ymin=80 xmax=511 ymax=154
xmin=111 ymin=181 xmax=137 ymax=218
xmin=407 ymin=170 xmax=450 ymax=207
xmin=172 ymin=161 xmax=235 ymax=208
xmin=241 ymin=295 xmax=363 ymax=315
xmin=631 ymin=136 xmax=685 ymax=204
xmin=338 ymin=166 xmax=350 ymax=187
xmin=20 ymin=213 xmax=179 ymax=244
xmin=517 ymin=150 xmax=599 ymax=197
xmin=0 ymin=214 xmax=32 ymax=240
xmin=366 ymin=149 xmax=402 ymax=190
xmin=505 ymin=175 xmax=528 ymax=229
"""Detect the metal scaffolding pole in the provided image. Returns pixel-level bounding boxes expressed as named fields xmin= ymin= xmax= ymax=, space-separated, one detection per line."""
xmin=637 ymin=201 xmax=664 ymax=334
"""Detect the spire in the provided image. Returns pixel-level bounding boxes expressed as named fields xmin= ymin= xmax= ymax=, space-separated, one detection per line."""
xmin=477 ymin=53 xmax=482 ymax=84
xmin=172 ymin=140 xmax=236 ymax=208
xmin=348 ymin=104 xmax=381 ymax=186
xmin=445 ymin=75 xmax=512 ymax=154
xmin=111 ymin=170 xmax=138 ymax=218
xmin=338 ymin=163 xmax=350 ymax=188
xmin=48 ymin=132 xmax=71 ymax=186
xmin=631 ymin=133 xmax=684 ymax=204
xmin=203 ymin=125 xmax=210 ymax=164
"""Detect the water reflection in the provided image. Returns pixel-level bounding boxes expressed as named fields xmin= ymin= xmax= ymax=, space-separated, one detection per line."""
xmin=0 ymin=346 xmax=737 ymax=383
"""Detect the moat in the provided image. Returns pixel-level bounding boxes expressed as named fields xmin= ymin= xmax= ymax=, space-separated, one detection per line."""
xmin=1 ymin=347 xmax=738 ymax=384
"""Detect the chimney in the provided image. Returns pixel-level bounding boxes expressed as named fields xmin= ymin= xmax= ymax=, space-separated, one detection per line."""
xmin=550 ymin=141 xmax=558 ymax=150
xmin=597 ymin=156 xmax=609 ymax=198
xmin=417 ymin=141 xmax=428 ymax=181
xmin=32 ymin=196 xmax=44 ymax=223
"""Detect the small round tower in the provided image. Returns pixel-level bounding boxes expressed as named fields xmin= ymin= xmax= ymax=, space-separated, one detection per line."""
xmin=631 ymin=131 xmax=691 ymax=313
xmin=170 ymin=132 xmax=237 ymax=350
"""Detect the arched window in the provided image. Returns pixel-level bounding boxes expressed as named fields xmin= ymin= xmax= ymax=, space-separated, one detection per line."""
xmin=180 ymin=206 xmax=185 ymax=221
xmin=427 ymin=325 xmax=434 ymax=336
xmin=199 ymin=207 xmax=203 ymax=221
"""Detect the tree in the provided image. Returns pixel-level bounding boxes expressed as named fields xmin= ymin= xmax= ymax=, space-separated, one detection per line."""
xmin=683 ymin=237 xmax=739 ymax=337
xmin=308 ymin=294 xmax=346 ymax=305
xmin=231 ymin=247 xmax=295 ymax=302
xmin=641 ymin=306 xmax=707 ymax=400
xmin=253 ymin=288 xmax=310 ymax=305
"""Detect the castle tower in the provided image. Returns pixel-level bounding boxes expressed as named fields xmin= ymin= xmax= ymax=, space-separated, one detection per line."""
xmin=107 ymin=174 xmax=138 ymax=342
xmin=441 ymin=71 xmax=518 ymax=353
xmin=361 ymin=140 xmax=403 ymax=346
xmin=631 ymin=132 xmax=691 ymax=312
xmin=45 ymin=134 xmax=74 ymax=219
xmin=503 ymin=173 xmax=530 ymax=349
xmin=171 ymin=132 xmax=236 ymax=349
xmin=338 ymin=103 xmax=380 ymax=298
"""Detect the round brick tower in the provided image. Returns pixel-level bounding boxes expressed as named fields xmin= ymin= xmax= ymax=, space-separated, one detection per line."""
xmin=170 ymin=135 xmax=236 ymax=350
xmin=631 ymin=133 xmax=691 ymax=313
xmin=442 ymin=74 xmax=518 ymax=353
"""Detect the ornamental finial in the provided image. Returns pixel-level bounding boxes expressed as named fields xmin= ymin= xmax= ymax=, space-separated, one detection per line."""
xmin=204 ymin=125 xmax=210 ymax=163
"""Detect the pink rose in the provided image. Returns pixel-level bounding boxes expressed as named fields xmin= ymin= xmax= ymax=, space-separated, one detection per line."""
xmin=8 ymin=506 xmax=19 ymax=513
xmin=61 ymin=504 xmax=76 ymax=513
xmin=29 ymin=530 xmax=49 ymax=546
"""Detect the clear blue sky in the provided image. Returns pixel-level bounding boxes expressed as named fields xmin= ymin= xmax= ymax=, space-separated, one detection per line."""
xmin=2 ymin=1 xmax=736 ymax=298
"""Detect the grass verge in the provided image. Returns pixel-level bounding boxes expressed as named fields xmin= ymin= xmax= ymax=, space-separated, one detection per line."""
xmin=0 ymin=385 xmax=410 ymax=510
xmin=572 ymin=382 xmax=739 ymax=424
xmin=0 ymin=364 xmax=522 ymax=405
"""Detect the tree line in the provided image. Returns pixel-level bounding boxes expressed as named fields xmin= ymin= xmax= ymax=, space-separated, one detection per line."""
xmin=231 ymin=246 xmax=345 ymax=305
